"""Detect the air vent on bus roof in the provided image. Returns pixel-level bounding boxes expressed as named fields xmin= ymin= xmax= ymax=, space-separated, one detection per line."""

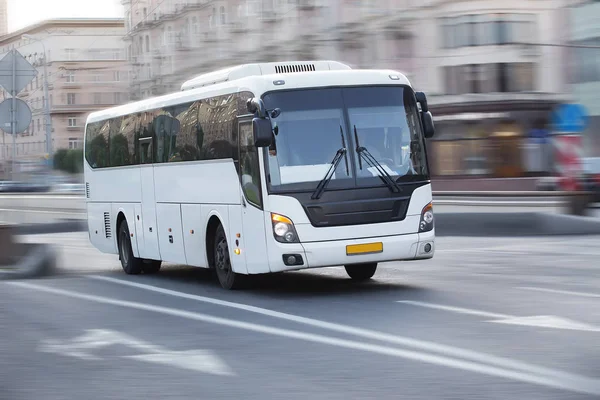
xmin=180 ymin=61 xmax=351 ymax=91
xmin=274 ymin=64 xmax=316 ymax=74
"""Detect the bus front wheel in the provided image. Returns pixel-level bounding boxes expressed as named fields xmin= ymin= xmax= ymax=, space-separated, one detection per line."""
xmin=344 ymin=263 xmax=378 ymax=281
xmin=213 ymin=224 xmax=247 ymax=290
xmin=118 ymin=220 xmax=143 ymax=275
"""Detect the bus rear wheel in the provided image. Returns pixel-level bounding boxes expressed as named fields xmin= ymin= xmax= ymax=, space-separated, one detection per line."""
xmin=118 ymin=221 xmax=143 ymax=275
xmin=344 ymin=263 xmax=378 ymax=281
xmin=213 ymin=224 xmax=246 ymax=290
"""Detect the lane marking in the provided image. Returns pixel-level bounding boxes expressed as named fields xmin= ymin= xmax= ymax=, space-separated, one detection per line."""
xmin=78 ymin=276 xmax=600 ymax=382
xmin=398 ymin=301 xmax=600 ymax=332
xmin=87 ymin=275 xmax=592 ymax=378
xmin=39 ymin=329 xmax=233 ymax=376
xmin=7 ymin=280 xmax=600 ymax=396
xmin=398 ymin=301 xmax=509 ymax=319
xmin=519 ymin=286 xmax=600 ymax=299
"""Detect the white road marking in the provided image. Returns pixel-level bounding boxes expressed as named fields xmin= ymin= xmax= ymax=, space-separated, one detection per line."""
xmin=38 ymin=329 xmax=233 ymax=376
xmin=494 ymin=316 xmax=600 ymax=332
xmin=398 ymin=301 xmax=509 ymax=319
xmin=519 ymin=286 xmax=600 ymax=299
xmin=398 ymin=301 xmax=600 ymax=332
xmin=125 ymin=350 xmax=232 ymax=375
xmin=86 ymin=275 xmax=594 ymax=379
xmin=7 ymin=281 xmax=600 ymax=396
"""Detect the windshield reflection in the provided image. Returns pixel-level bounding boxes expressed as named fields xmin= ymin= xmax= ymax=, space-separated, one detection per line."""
xmin=262 ymin=86 xmax=429 ymax=193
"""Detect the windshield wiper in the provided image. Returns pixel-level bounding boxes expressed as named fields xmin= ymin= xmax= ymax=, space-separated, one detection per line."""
xmin=353 ymin=125 xmax=401 ymax=193
xmin=311 ymin=147 xmax=347 ymax=200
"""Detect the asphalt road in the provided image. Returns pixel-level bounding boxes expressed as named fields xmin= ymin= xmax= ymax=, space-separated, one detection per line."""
xmin=1 ymin=232 xmax=600 ymax=400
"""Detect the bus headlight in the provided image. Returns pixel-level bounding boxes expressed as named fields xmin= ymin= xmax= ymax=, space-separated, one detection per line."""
xmin=419 ymin=203 xmax=434 ymax=233
xmin=271 ymin=213 xmax=299 ymax=243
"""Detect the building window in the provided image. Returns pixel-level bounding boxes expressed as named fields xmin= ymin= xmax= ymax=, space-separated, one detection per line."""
xmin=65 ymin=48 xmax=75 ymax=60
xmin=573 ymin=38 xmax=600 ymax=83
xmin=67 ymin=93 xmax=76 ymax=105
xmin=94 ymin=93 xmax=102 ymax=104
xmin=37 ymin=119 xmax=41 ymax=132
xmin=114 ymin=71 xmax=121 ymax=82
xmin=145 ymin=35 xmax=150 ymax=52
xmin=444 ymin=62 xmax=536 ymax=94
xmin=69 ymin=137 xmax=82 ymax=149
xmin=440 ymin=13 xmax=535 ymax=49
xmin=66 ymin=71 xmax=75 ymax=83
xmin=220 ymin=6 xmax=227 ymax=25
xmin=68 ymin=117 xmax=77 ymax=127
xmin=192 ymin=16 xmax=199 ymax=34
xmin=114 ymin=92 xmax=122 ymax=104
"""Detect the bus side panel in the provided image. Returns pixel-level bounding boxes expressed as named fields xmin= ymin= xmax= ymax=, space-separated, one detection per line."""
xmin=87 ymin=202 xmax=118 ymax=255
xmin=140 ymin=166 xmax=161 ymax=261
xmin=152 ymin=161 xmax=240 ymax=204
xmin=226 ymin=205 xmax=249 ymax=275
xmin=156 ymin=203 xmax=187 ymax=265
xmin=181 ymin=204 xmax=209 ymax=268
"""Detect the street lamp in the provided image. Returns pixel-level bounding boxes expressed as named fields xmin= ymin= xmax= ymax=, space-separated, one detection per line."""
xmin=22 ymin=34 xmax=53 ymax=162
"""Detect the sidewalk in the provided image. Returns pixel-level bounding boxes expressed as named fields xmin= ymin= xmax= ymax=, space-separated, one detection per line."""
xmin=431 ymin=177 xmax=540 ymax=192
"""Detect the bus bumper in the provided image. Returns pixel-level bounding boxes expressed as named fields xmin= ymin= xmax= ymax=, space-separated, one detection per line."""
xmin=268 ymin=230 xmax=435 ymax=273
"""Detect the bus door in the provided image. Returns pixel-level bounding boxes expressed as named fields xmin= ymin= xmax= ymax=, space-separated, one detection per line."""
xmin=236 ymin=117 xmax=270 ymax=274
xmin=137 ymin=136 xmax=161 ymax=260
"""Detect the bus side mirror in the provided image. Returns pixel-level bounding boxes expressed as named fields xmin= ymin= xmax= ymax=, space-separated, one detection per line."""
xmin=422 ymin=111 xmax=435 ymax=139
xmin=253 ymin=117 xmax=273 ymax=147
xmin=415 ymin=92 xmax=428 ymax=112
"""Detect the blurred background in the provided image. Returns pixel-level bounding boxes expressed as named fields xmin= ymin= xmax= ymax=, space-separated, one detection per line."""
xmin=0 ymin=0 xmax=598 ymax=192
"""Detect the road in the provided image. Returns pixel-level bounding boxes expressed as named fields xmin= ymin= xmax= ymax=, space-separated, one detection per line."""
xmin=1 ymin=232 xmax=600 ymax=399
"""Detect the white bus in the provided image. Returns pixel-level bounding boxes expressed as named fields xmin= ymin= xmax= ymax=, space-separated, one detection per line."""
xmin=84 ymin=61 xmax=436 ymax=290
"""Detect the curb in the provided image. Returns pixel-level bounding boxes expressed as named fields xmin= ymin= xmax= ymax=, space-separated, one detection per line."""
xmin=15 ymin=220 xmax=87 ymax=235
xmin=0 ymin=243 xmax=57 ymax=280
xmin=435 ymin=212 xmax=600 ymax=237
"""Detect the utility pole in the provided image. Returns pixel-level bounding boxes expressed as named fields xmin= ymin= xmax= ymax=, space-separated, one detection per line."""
xmin=10 ymin=48 xmax=15 ymax=178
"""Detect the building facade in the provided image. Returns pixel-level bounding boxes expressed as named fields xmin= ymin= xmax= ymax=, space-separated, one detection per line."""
xmin=124 ymin=0 xmax=576 ymax=177
xmin=0 ymin=18 xmax=129 ymax=167
xmin=569 ymin=0 xmax=600 ymax=157
xmin=0 ymin=0 xmax=7 ymax=37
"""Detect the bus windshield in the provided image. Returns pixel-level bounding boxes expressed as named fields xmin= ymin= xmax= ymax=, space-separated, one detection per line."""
xmin=262 ymin=86 xmax=429 ymax=193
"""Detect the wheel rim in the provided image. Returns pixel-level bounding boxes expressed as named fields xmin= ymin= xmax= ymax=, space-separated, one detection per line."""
xmin=215 ymin=237 xmax=231 ymax=277
xmin=120 ymin=230 xmax=129 ymax=266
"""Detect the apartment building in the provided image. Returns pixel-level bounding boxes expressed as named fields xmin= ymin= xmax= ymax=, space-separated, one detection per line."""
xmin=0 ymin=18 xmax=129 ymax=164
xmin=569 ymin=0 xmax=600 ymax=157
xmin=123 ymin=0 xmax=415 ymax=100
xmin=124 ymin=0 xmax=575 ymax=177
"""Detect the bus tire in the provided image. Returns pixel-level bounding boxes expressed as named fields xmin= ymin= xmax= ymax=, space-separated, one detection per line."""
xmin=213 ymin=224 xmax=246 ymax=290
xmin=142 ymin=259 xmax=162 ymax=274
xmin=117 ymin=220 xmax=143 ymax=275
xmin=344 ymin=263 xmax=378 ymax=281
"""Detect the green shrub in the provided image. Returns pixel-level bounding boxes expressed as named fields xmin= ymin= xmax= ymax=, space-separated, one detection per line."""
xmin=53 ymin=148 xmax=83 ymax=174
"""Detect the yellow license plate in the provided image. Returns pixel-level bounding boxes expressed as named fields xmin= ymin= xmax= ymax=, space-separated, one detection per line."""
xmin=346 ymin=242 xmax=383 ymax=256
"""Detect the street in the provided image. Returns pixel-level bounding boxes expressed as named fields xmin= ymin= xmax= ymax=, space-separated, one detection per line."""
xmin=1 ymin=232 xmax=600 ymax=399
